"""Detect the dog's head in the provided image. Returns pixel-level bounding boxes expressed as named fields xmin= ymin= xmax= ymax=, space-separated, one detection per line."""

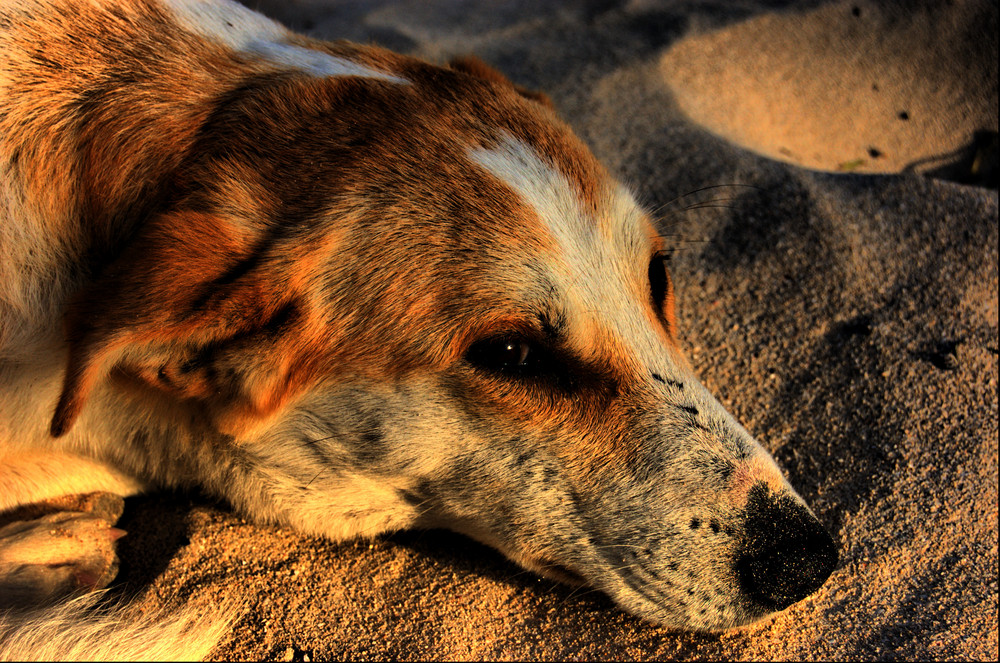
xmin=52 ymin=47 xmax=836 ymax=629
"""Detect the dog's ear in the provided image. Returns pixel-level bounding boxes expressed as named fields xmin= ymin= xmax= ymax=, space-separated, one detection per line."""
xmin=50 ymin=210 xmax=330 ymax=439
xmin=449 ymin=56 xmax=554 ymax=108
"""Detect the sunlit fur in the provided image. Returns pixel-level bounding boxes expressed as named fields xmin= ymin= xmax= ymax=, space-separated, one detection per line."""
xmin=1 ymin=0 xmax=835 ymax=657
xmin=0 ymin=592 xmax=236 ymax=662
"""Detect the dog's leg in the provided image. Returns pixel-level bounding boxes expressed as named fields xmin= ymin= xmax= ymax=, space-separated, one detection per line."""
xmin=0 ymin=492 xmax=125 ymax=609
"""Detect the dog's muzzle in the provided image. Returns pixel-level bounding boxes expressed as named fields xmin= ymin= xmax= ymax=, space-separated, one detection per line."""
xmin=734 ymin=482 xmax=838 ymax=611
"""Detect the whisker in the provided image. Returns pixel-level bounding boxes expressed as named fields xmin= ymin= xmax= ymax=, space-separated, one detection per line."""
xmin=558 ymin=581 xmax=603 ymax=605
xmin=678 ymin=203 xmax=737 ymax=212
xmin=653 ymin=241 xmax=707 ymax=253
xmin=651 ymin=183 xmax=760 ymax=216
xmin=679 ymin=196 xmax=742 ymax=209
xmin=594 ymin=542 xmax=649 ymax=552
xmin=304 ymin=434 xmax=339 ymax=446
xmin=304 ymin=469 xmax=325 ymax=487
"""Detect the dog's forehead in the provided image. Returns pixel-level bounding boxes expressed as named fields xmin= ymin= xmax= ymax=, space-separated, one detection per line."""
xmin=465 ymin=134 xmax=661 ymax=352
xmin=468 ymin=134 xmax=652 ymax=260
xmin=163 ymin=38 xmax=661 ymax=367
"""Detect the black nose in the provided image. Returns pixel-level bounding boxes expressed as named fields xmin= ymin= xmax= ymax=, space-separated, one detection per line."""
xmin=735 ymin=482 xmax=838 ymax=611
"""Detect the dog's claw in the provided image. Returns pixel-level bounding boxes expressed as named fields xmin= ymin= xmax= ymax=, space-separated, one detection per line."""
xmin=0 ymin=494 xmax=125 ymax=608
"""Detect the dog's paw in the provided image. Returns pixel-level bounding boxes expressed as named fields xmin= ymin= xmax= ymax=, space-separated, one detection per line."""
xmin=0 ymin=494 xmax=125 ymax=608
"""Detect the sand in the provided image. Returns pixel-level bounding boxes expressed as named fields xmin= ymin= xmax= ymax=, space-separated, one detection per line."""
xmin=107 ymin=0 xmax=998 ymax=660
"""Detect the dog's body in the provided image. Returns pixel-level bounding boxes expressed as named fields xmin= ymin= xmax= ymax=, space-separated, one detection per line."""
xmin=1 ymin=0 xmax=837 ymax=654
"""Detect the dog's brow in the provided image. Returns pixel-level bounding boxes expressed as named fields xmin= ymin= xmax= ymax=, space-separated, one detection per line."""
xmin=538 ymin=310 xmax=565 ymax=341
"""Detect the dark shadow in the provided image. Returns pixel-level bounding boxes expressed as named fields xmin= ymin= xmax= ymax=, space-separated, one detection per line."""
xmin=386 ymin=528 xmax=727 ymax=645
xmin=766 ymin=306 xmax=897 ymax=525
xmin=687 ymin=171 xmax=995 ymax=625
xmin=696 ymin=184 xmax=807 ymax=272
xmin=692 ymin=182 xmax=898 ymax=536
xmin=240 ymin=0 xmax=839 ymax=97
xmin=904 ymin=130 xmax=999 ymax=190
xmin=109 ymin=492 xmax=220 ymax=599
xmin=387 ymin=527 xmax=619 ymax=608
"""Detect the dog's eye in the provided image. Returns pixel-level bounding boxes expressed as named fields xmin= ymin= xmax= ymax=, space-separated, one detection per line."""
xmin=465 ymin=333 xmax=610 ymax=396
xmin=649 ymin=250 xmax=670 ymax=310
xmin=466 ymin=336 xmax=536 ymax=375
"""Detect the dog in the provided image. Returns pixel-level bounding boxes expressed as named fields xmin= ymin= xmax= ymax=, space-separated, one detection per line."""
xmin=0 ymin=0 xmax=838 ymax=655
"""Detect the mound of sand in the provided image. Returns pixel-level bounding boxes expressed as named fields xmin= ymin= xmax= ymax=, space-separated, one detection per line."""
xmin=659 ymin=0 xmax=997 ymax=177
xmin=110 ymin=1 xmax=998 ymax=659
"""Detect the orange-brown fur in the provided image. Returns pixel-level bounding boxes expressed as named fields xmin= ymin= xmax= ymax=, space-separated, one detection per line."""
xmin=1 ymin=0 xmax=837 ymax=657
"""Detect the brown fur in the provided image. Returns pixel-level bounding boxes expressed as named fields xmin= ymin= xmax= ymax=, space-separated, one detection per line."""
xmin=2 ymin=1 xmax=836 ymax=656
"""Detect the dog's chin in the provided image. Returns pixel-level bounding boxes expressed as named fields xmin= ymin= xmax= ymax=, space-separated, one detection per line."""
xmin=518 ymin=555 xmax=588 ymax=586
xmin=434 ymin=518 xmax=590 ymax=586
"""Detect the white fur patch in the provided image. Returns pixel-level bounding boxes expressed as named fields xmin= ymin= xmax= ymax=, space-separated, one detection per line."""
xmin=467 ymin=136 xmax=591 ymax=258
xmin=468 ymin=135 xmax=778 ymax=472
xmin=164 ymin=0 xmax=290 ymax=48
xmin=467 ymin=134 xmax=651 ymax=354
xmin=247 ymin=41 xmax=409 ymax=84
xmin=164 ymin=0 xmax=407 ymax=84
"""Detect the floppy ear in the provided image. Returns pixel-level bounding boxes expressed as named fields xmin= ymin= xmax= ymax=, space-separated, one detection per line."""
xmin=448 ymin=55 xmax=555 ymax=108
xmin=51 ymin=210 xmax=329 ymax=439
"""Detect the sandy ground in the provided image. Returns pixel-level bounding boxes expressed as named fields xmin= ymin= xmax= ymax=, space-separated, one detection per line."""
xmin=103 ymin=0 xmax=997 ymax=660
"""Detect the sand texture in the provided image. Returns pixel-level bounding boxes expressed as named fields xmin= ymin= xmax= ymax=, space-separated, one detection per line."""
xmin=107 ymin=0 xmax=998 ymax=660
